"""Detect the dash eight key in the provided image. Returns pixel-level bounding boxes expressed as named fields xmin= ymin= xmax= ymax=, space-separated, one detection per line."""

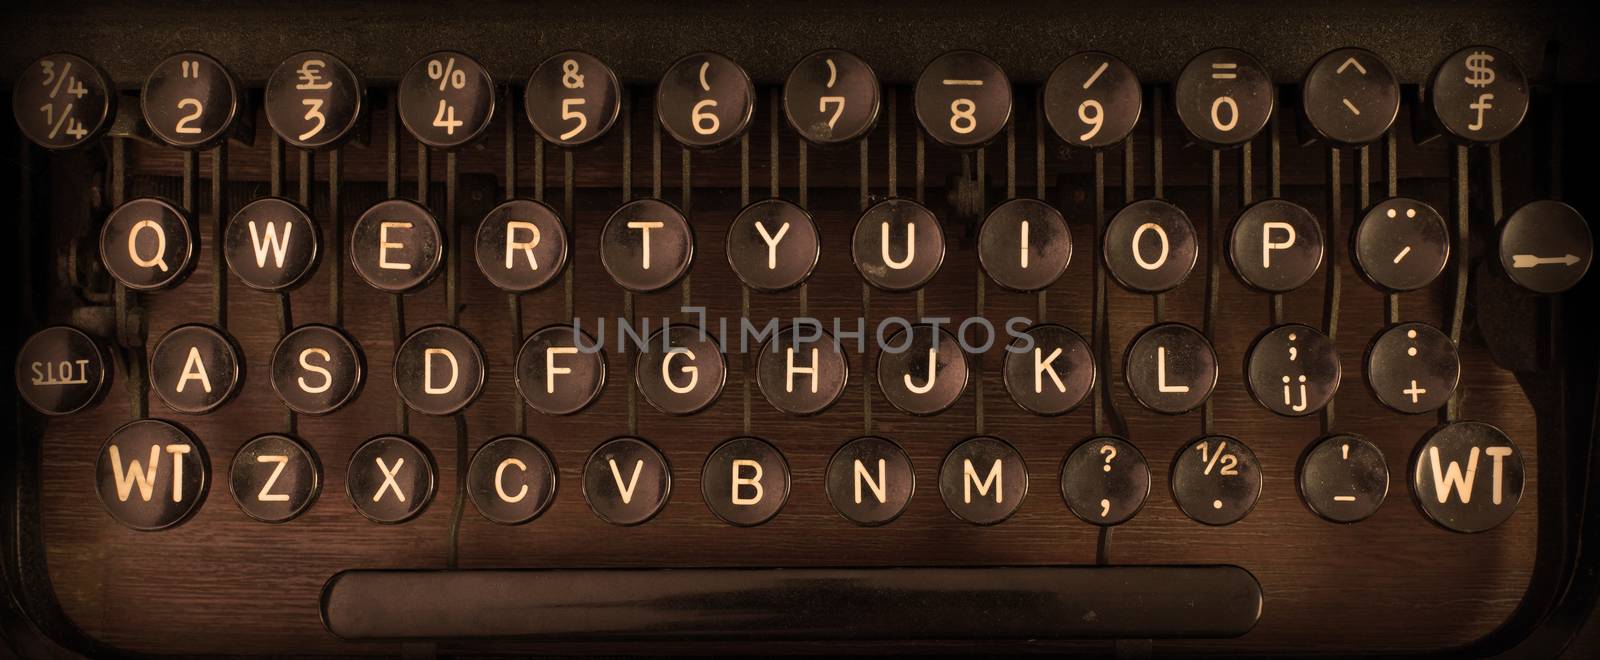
xmin=915 ymin=50 xmax=1011 ymax=149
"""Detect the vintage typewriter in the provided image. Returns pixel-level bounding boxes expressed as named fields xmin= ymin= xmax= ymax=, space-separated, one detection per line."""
xmin=4 ymin=1 xmax=1599 ymax=656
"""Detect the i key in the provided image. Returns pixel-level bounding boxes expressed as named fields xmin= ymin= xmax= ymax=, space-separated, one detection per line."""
xmin=657 ymin=52 xmax=754 ymax=149
xmin=149 ymin=323 xmax=243 ymax=415
xmin=978 ymin=199 xmax=1072 ymax=292
xmin=142 ymin=51 xmax=243 ymax=149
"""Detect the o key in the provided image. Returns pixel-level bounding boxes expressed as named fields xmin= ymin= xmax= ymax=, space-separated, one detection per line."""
xmin=1175 ymin=48 xmax=1273 ymax=147
xmin=1104 ymin=199 xmax=1197 ymax=294
xmin=13 ymin=53 xmax=115 ymax=150
xmin=526 ymin=51 xmax=620 ymax=148
xmin=915 ymin=50 xmax=1012 ymax=149
xmin=265 ymin=50 xmax=364 ymax=149
xmin=100 ymin=198 xmax=199 ymax=292
xmin=657 ymin=52 xmax=754 ymax=149
xmin=142 ymin=51 xmax=243 ymax=149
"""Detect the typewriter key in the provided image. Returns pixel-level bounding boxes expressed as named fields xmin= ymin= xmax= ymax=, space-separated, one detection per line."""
xmin=600 ymin=199 xmax=694 ymax=293
xmin=784 ymin=49 xmax=880 ymax=145
xmin=853 ymin=198 xmax=945 ymax=292
xmin=1229 ymin=199 xmax=1324 ymax=293
xmin=915 ymin=50 xmax=1011 ymax=148
xmin=939 ymin=436 xmax=1027 ymax=525
xmin=17 ymin=326 xmax=113 ymax=416
xmin=1124 ymin=323 xmax=1217 ymax=414
xmin=142 ymin=51 xmax=242 ymax=149
xmin=1175 ymin=48 xmax=1273 ymax=147
xmin=97 ymin=419 xmax=209 ymax=531
xmin=978 ymin=198 xmax=1072 ymax=292
xmin=515 ymin=325 xmax=606 ymax=416
xmin=271 ymin=324 xmax=364 ymax=416
xmin=1043 ymin=51 xmax=1142 ymax=150
xmin=1244 ymin=324 xmax=1340 ymax=417
xmin=756 ymin=325 xmax=848 ymax=416
xmin=474 ymin=199 xmax=568 ymax=293
xmin=265 ymin=50 xmax=364 ymax=149
xmin=13 ymin=53 xmax=114 ymax=150
xmin=1411 ymin=421 xmax=1523 ymax=533
xmin=347 ymin=435 xmax=435 ymax=524
xmin=230 ymin=433 xmax=320 ymax=524
xmin=657 ymin=52 xmax=754 ymax=149
xmin=877 ymin=324 xmax=968 ymax=416
xmin=826 ymin=436 xmax=915 ymax=526
xmin=1060 ymin=436 xmax=1150 ymax=526
xmin=1300 ymin=47 xmax=1399 ymax=146
xmin=1354 ymin=198 xmax=1450 ymax=292
xmin=701 ymin=437 xmax=790 ymax=527
xmin=350 ymin=199 xmax=444 ymax=293
xmin=636 ymin=325 xmax=726 ymax=416
xmin=1365 ymin=322 xmax=1458 ymax=414
xmin=224 ymin=197 xmax=320 ymax=291
xmin=398 ymin=50 xmax=495 ymax=149
xmin=584 ymin=437 xmax=671 ymax=526
xmin=525 ymin=51 xmax=620 ymax=148
xmin=1299 ymin=434 xmax=1387 ymax=523
xmin=1499 ymin=200 xmax=1592 ymax=294
xmin=468 ymin=436 xmax=557 ymax=526
xmin=394 ymin=325 xmax=485 ymax=416
xmin=1172 ymin=435 xmax=1261 ymax=526
xmin=1002 ymin=324 xmax=1094 ymax=416
xmin=727 ymin=199 xmax=820 ymax=292
xmin=100 ymin=197 xmax=199 ymax=292
xmin=1427 ymin=46 xmax=1528 ymax=144
xmin=1103 ymin=199 xmax=1197 ymax=294
xmin=149 ymin=323 xmax=243 ymax=415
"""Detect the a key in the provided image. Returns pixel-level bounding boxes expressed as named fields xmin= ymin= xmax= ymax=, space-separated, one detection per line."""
xmin=149 ymin=323 xmax=243 ymax=415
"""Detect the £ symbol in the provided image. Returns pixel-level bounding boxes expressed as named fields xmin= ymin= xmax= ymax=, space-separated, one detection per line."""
xmin=562 ymin=59 xmax=585 ymax=89
xmin=1465 ymin=51 xmax=1496 ymax=88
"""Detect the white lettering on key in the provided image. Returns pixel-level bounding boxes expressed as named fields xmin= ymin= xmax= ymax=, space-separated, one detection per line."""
xmin=1034 ymin=347 xmax=1065 ymax=393
xmin=1429 ymin=446 xmax=1479 ymax=504
xmin=504 ymin=221 xmax=541 ymax=270
xmin=663 ymin=347 xmax=698 ymax=394
xmin=1156 ymin=345 xmax=1189 ymax=393
xmin=545 ymin=346 xmax=577 ymax=393
xmin=904 ymin=349 xmax=938 ymax=394
xmin=256 ymin=455 xmax=290 ymax=502
xmin=128 ymin=220 xmax=170 ymax=272
xmin=374 ymin=457 xmax=406 ymax=502
xmin=378 ymin=222 xmax=412 ymax=270
xmin=627 ymin=221 xmax=664 ymax=269
xmin=786 ymin=347 xmax=818 ymax=394
xmin=176 ymin=346 xmax=213 ymax=393
xmin=423 ymin=348 xmax=459 ymax=395
xmin=1261 ymin=221 xmax=1295 ymax=269
xmin=1132 ymin=222 xmax=1169 ymax=270
xmin=110 ymin=444 xmax=161 ymax=502
xmin=609 ymin=459 xmax=643 ymax=504
xmin=881 ymin=222 xmax=915 ymax=269
xmin=755 ymin=221 xmax=790 ymax=270
xmin=731 ymin=459 xmax=764 ymax=505
xmin=248 ymin=220 xmax=294 ymax=269
xmin=297 ymin=347 xmax=332 ymax=394
xmin=963 ymin=458 xmax=1003 ymax=503
xmin=855 ymin=458 xmax=887 ymax=504
xmin=495 ymin=457 xmax=528 ymax=503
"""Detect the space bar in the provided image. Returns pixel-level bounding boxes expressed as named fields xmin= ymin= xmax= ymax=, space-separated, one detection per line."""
xmin=321 ymin=565 xmax=1261 ymax=640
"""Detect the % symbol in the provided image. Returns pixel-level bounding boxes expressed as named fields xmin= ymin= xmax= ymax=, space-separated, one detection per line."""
xmin=428 ymin=58 xmax=467 ymax=92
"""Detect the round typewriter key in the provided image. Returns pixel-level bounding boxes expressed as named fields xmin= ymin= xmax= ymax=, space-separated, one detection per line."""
xmin=1043 ymin=51 xmax=1141 ymax=150
xmin=1229 ymin=199 xmax=1324 ymax=293
xmin=97 ymin=419 xmax=208 ymax=531
xmin=16 ymin=326 xmax=113 ymax=416
xmin=142 ymin=51 xmax=241 ymax=149
xmin=600 ymin=198 xmax=694 ymax=293
xmin=1172 ymin=435 xmax=1261 ymax=526
xmin=727 ymin=199 xmax=819 ymax=292
xmin=636 ymin=325 xmax=726 ymax=416
xmin=1411 ymin=421 xmax=1523 ymax=533
xmin=271 ymin=324 xmax=364 ymax=416
xmin=1175 ymin=48 xmax=1273 ymax=147
xmin=399 ymin=50 xmax=495 ymax=149
xmin=584 ymin=437 xmax=671 ymax=526
xmin=1061 ymin=436 xmax=1150 ymax=526
xmin=1301 ymin=47 xmax=1399 ymax=146
xmin=784 ymin=49 xmax=880 ymax=145
xmin=702 ymin=436 xmax=790 ymax=527
xmin=657 ymin=52 xmax=754 ymax=149
xmin=877 ymin=324 xmax=968 ymax=416
xmin=826 ymin=436 xmax=915 ymax=526
xmin=149 ymin=323 xmax=242 ymax=415
xmin=1003 ymin=324 xmax=1094 ymax=416
xmin=350 ymin=199 xmax=444 ymax=293
xmin=265 ymin=50 xmax=364 ymax=149
xmin=1103 ymin=199 xmax=1197 ymax=293
xmin=395 ymin=324 xmax=485 ymax=416
xmin=940 ymin=436 xmax=1027 ymax=525
xmin=1124 ymin=323 xmax=1217 ymax=414
xmin=526 ymin=51 xmax=620 ymax=148
xmin=1366 ymin=322 xmax=1458 ymax=414
xmin=468 ymin=435 xmax=557 ymax=526
xmin=100 ymin=197 xmax=198 ymax=292
xmin=1299 ymin=434 xmax=1387 ymax=523
xmin=1499 ymin=200 xmax=1592 ymax=294
xmin=979 ymin=198 xmax=1072 ymax=292
xmin=915 ymin=50 xmax=1011 ymax=149
xmin=853 ymin=198 xmax=945 ymax=291
xmin=347 ymin=435 xmax=435 ymax=524
xmin=1245 ymin=324 xmax=1341 ymax=417
xmin=474 ymin=199 xmax=567 ymax=293
xmin=230 ymin=433 xmax=320 ymax=524
xmin=13 ymin=53 xmax=114 ymax=149
xmin=1428 ymin=46 xmax=1528 ymax=144
xmin=756 ymin=325 xmax=848 ymax=416
xmin=224 ymin=197 xmax=320 ymax=291
xmin=516 ymin=325 xmax=606 ymax=416
xmin=1354 ymin=198 xmax=1450 ymax=292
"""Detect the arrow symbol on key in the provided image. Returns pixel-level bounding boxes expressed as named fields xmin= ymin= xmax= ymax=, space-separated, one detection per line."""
xmin=1512 ymin=253 xmax=1582 ymax=268
xmin=1337 ymin=57 xmax=1368 ymax=75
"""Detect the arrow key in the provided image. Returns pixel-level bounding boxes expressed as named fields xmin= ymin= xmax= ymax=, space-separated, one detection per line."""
xmin=1499 ymin=200 xmax=1592 ymax=294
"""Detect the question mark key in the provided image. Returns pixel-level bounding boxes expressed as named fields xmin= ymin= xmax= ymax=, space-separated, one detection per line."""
xmin=1060 ymin=436 xmax=1150 ymax=526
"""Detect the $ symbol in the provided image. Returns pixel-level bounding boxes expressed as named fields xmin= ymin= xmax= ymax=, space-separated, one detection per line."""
xmin=1465 ymin=51 xmax=1496 ymax=88
xmin=562 ymin=59 xmax=585 ymax=89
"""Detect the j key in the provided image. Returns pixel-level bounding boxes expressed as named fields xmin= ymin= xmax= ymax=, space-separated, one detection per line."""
xmin=1366 ymin=322 xmax=1459 ymax=414
xmin=223 ymin=197 xmax=320 ymax=292
xmin=1498 ymin=200 xmax=1592 ymax=294
xmin=1411 ymin=421 xmax=1523 ymax=533
xmin=1427 ymin=46 xmax=1528 ymax=144
xmin=727 ymin=199 xmax=820 ymax=292
xmin=474 ymin=199 xmax=568 ymax=293
xmin=149 ymin=323 xmax=243 ymax=415
xmin=142 ymin=51 xmax=242 ymax=149
xmin=526 ymin=51 xmax=620 ymax=148
xmin=784 ymin=49 xmax=880 ymax=145
xmin=1244 ymin=324 xmax=1340 ymax=417
xmin=16 ymin=326 xmax=113 ymax=416
xmin=14 ymin=53 xmax=114 ymax=149
xmin=350 ymin=199 xmax=444 ymax=293
xmin=1104 ymin=199 xmax=1197 ymax=293
xmin=877 ymin=324 xmax=968 ymax=416
xmin=1354 ymin=198 xmax=1450 ymax=292
xmin=657 ymin=52 xmax=754 ymax=149
xmin=1043 ymin=51 xmax=1141 ymax=150
xmin=583 ymin=437 xmax=671 ymax=526
xmin=1300 ymin=47 xmax=1399 ymax=146
xmin=1002 ymin=324 xmax=1094 ymax=416
xmin=265 ymin=50 xmax=364 ymax=149
xmin=826 ymin=436 xmax=916 ymax=526
xmin=1124 ymin=323 xmax=1216 ymax=414
xmin=399 ymin=51 xmax=495 ymax=149
xmin=636 ymin=325 xmax=726 ymax=416
xmin=100 ymin=197 xmax=199 ymax=292
xmin=854 ymin=198 xmax=945 ymax=291
xmin=756 ymin=325 xmax=849 ymax=416
xmin=97 ymin=419 xmax=209 ymax=531
xmin=1228 ymin=199 xmax=1323 ymax=293
xmin=601 ymin=199 xmax=694 ymax=293
xmin=1061 ymin=436 xmax=1150 ymax=526
xmin=978 ymin=198 xmax=1072 ymax=292
xmin=468 ymin=436 xmax=557 ymax=526
xmin=940 ymin=436 xmax=1027 ymax=525
xmin=915 ymin=50 xmax=1012 ymax=149
xmin=1176 ymin=48 xmax=1273 ymax=147
xmin=347 ymin=435 xmax=435 ymax=524
xmin=271 ymin=324 xmax=364 ymax=416
xmin=394 ymin=325 xmax=485 ymax=416
xmin=1172 ymin=435 xmax=1261 ymax=526
xmin=702 ymin=437 xmax=791 ymax=527
xmin=515 ymin=324 xmax=606 ymax=416
xmin=230 ymin=433 xmax=320 ymax=524
xmin=1299 ymin=434 xmax=1388 ymax=524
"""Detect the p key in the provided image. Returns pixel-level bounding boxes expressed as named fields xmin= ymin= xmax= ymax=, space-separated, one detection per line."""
xmin=1228 ymin=199 xmax=1324 ymax=293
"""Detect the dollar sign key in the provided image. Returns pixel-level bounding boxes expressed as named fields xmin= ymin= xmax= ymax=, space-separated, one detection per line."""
xmin=1464 ymin=51 xmax=1495 ymax=87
